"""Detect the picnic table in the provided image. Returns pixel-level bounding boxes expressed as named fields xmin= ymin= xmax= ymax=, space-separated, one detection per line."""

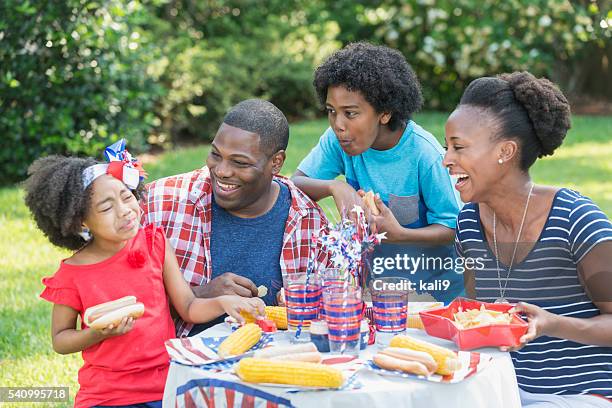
xmin=163 ymin=324 xmax=521 ymax=408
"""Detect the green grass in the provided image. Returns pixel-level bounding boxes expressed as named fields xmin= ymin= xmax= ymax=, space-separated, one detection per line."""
xmin=1 ymin=113 xmax=610 ymax=406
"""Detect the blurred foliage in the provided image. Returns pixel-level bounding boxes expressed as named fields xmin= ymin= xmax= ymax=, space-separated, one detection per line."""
xmin=319 ymin=0 xmax=611 ymax=109
xmin=144 ymin=0 xmax=339 ymax=144
xmin=0 ymin=0 xmax=609 ymax=183
xmin=0 ymin=0 xmax=163 ymax=183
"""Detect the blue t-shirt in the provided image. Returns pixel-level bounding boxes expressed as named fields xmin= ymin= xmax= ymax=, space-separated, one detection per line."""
xmin=210 ymin=181 xmax=291 ymax=305
xmin=456 ymin=188 xmax=612 ymax=397
xmin=298 ymin=121 xmax=464 ymax=303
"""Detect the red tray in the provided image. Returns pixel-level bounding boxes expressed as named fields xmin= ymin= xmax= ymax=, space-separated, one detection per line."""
xmin=419 ymin=298 xmax=528 ymax=350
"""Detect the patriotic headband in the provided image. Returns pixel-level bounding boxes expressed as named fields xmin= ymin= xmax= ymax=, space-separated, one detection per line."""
xmin=82 ymin=139 xmax=146 ymax=190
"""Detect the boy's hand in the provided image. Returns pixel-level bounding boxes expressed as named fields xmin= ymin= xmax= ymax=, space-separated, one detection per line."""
xmin=95 ymin=316 xmax=136 ymax=338
xmin=367 ymin=194 xmax=404 ymax=242
xmin=329 ymin=180 xmax=363 ymax=220
xmin=219 ymin=295 xmax=266 ymax=324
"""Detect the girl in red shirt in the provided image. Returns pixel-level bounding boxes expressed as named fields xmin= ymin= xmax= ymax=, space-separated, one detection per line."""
xmin=24 ymin=144 xmax=264 ymax=408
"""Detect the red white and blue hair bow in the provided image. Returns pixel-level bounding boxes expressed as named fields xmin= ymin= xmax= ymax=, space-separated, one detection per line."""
xmin=82 ymin=139 xmax=146 ymax=190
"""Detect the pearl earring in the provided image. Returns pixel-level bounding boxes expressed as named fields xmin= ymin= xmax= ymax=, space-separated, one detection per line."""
xmin=78 ymin=227 xmax=91 ymax=241
xmin=498 ymin=158 xmax=503 ymax=164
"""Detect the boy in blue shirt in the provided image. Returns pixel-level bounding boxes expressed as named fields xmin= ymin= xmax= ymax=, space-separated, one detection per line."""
xmin=292 ymin=42 xmax=464 ymax=303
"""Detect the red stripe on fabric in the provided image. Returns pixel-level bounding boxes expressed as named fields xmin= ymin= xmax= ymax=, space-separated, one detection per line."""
xmin=184 ymin=389 xmax=197 ymax=408
xmin=225 ymin=388 xmax=235 ymax=408
xmin=266 ymin=401 xmax=278 ymax=408
xmin=182 ymin=338 xmax=212 ymax=361
xmin=241 ymin=394 xmax=255 ymax=408
xmin=463 ymin=352 xmax=481 ymax=379
xmin=165 ymin=340 xmax=182 ymax=357
xmin=469 ymin=352 xmax=481 ymax=370
xmin=205 ymin=386 xmax=215 ymax=408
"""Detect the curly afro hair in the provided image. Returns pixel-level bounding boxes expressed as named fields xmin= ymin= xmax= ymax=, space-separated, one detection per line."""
xmin=23 ymin=155 xmax=144 ymax=250
xmin=459 ymin=71 xmax=571 ymax=170
xmin=314 ymin=42 xmax=423 ymax=131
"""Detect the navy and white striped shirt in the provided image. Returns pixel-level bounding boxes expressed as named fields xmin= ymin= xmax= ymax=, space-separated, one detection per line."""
xmin=455 ymin=188 xmax=612 ymax=397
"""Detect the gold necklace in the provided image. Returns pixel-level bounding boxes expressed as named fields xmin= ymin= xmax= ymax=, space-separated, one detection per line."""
xmin=492 ymin=183 xmax=534 ymax=304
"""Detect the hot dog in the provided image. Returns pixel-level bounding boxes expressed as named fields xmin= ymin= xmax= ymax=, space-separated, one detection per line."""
xmin=373 ymin=353 xmax=430 ymax=376
xmin=363 ymin=191 xmax=380 ymax=215
xmin=84 ymin=296 xmax=145 ymax=330
xmin=379 ymin=347 xmax=438 ymax=374
xmin=254 ymin=343 xmax=321 ymax=363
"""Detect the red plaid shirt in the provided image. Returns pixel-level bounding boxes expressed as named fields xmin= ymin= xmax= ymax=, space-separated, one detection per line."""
xmin=141 ymin=166 xmax=329 ymax=337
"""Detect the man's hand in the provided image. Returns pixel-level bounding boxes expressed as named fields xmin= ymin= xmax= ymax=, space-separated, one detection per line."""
xmin=193 ymin=272 xmax=258 ymax=298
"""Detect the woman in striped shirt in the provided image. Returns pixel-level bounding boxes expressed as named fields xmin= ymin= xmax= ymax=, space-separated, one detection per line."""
xmin=443 ymin=71 xmax=612 ymax=407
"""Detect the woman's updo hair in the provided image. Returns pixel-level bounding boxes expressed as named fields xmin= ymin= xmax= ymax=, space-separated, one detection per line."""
xmin=459 ymin=71 xmax=571 ymax=170
xmin=23 ymin=155 xmax=144 ymax=250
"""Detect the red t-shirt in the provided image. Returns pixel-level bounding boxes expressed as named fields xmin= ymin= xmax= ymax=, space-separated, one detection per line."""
xmin=40 ymin=225 xmax=176 ymax=407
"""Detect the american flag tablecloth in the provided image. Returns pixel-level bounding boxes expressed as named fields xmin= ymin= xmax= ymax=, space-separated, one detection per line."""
xmin=175 ymin=375 xmax=295 ymax=408
xmin=165 ymin=334 xmax=364 ymax=407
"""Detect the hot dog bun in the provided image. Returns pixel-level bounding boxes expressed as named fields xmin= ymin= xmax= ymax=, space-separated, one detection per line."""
xmin=373 ymin=353 xmax=430 ymax=376
xmin=254 ymin=343 xmax=321 ymax=362
xmin=84 ymin=296 xmax=145 ymax=330
xmin=379 ymin=347 xmax=438 ymax=374
xmin=363 ymin=191 xmax=380 ymax=215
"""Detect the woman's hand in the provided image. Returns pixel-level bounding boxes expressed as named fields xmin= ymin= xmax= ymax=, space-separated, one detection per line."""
xmin=219 ymin=295 xmax=266 ymax=324
xmin=499 ymin=302 xmax=557 ymax=352
xmin=94 ymin=316 xmax=136 ymax=338
xmin=329 ymin=180 xmax=363 ymax=220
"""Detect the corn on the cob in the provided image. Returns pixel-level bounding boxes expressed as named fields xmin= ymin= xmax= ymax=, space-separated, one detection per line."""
xmin=407 ymin=315 xmax=424 ymax=330
xmin=217 ymin=323 xmax=262 ymax=358
xmin=236 ymin=358 xmax=344 ymax=388
xmin=241 ymin=306 xmax=288 ymax=329
xmin=389 ymin=335 xmax=461 ymax=375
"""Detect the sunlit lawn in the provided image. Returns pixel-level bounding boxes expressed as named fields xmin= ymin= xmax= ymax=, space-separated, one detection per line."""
xmin=0 ymin=112 xmax=610 ymax=406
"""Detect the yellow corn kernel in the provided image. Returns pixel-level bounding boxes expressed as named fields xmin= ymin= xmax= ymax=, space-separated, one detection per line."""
xmin=241 ymin=306 xmax=288 ymax=330
xmin=218 ymin=323 xmax=262 ymax=358
xmin=407 ymin=315 xmax=424 ymax=330
xmin=389 ymin=335 xmax=461 ymax=375
xmin=236 ymin=358 xmax=344 ymax=388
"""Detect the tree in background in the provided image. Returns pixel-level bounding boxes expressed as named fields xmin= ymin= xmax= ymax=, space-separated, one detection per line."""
xmin=0 ymin=0 xmax=608 ymax=183
xmin=0 ymin=1 xmax=162 ymax=183
xmin=321 ymin=0 xmax=610 ymax=110
xmin=144 ymin=0 xmax=339 ymax=145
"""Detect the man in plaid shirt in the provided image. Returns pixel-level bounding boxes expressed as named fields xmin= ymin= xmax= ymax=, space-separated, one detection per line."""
xmin=142 ymin=99 xmax=329 ymax=337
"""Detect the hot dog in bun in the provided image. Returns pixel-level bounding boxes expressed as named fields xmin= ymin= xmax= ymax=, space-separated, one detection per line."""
xmin=84 ymin=296 xmax=145 ymax=330
xmin=373 ymin=347 xmax=438 ymax=376
xmin=363 ymin=191 xmax=380 ymax=215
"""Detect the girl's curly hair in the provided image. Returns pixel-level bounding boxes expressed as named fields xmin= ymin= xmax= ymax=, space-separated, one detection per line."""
xmin=23 ymin=156 xmax=144 ymax=250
